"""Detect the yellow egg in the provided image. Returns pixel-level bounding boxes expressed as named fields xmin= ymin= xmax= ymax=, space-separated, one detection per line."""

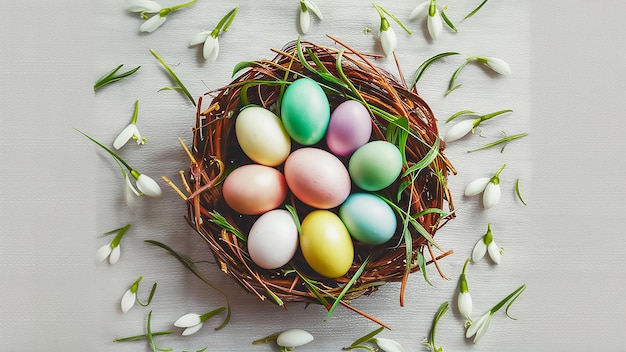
xmin=300 ymin=210 xmax=354 ymax=278
xmin=235 ymin=106 xmax=291 ymax=166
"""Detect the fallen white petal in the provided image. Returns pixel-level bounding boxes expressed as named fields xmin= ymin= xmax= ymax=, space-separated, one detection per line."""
xmin=136 ymin=174 xmax=162 ymax=197
xmin=457 ymin=291 xmax=473 ymax=320
xmin=487 ymin=241 xmax=501 ymax=264
xmin=174 ymin=313 xmax=202 ymax=328
xmin=96 ymin=244 xmax=112 ymax=263
xmin=188 ymin=31 xmax=212 ymax=47
xmin=485 ymin=57 xmax=511 ymax=76
xmin=140 ymin=15 xmax=166 ymax=33
xmin=409 ymin=1 xmax=429 ymax=20
xmin=109 ymin=245 xmax=121 ymax=265
xmin=126 ymin=0 xmax=162 ymax=13
xmin=113 ymin=124 xmax=136 ymax=150
xmin=299 ymin=9 xmax=311 ymax=34
xmin=203 ymin=36 xmax=219 ymax=62
xmin=482 ymin=182 xmax=501 ymax=209
xmin=464 ymin=177 xmax=490 ymax=197
xmin=121 ymin=289 xmax=136 ymax=313
xmin=276 ymin=329 xmax=314 ymax=348
xmin=427 ymin=9 xmax=443 ymax=41
xmin=182 ymin=323 xmax=203 ymax=336
xmin=375 ymin=337 xmax=406 ymax=352
xmin=380 ymin=27 xmax=397 ymax=57
xmin=471 ymin=239 xmax=487 ymax=262
xmin=444 ymin=119 xmax=475 ymax=143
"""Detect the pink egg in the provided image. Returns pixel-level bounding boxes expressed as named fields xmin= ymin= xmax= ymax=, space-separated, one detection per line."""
xmin=325 ymin=100 xmax=372 ymax=157
xmin=284 ymin=148 xmax=351 ymax=209
xmin=222 ymin=164 xmax=287 ymax=215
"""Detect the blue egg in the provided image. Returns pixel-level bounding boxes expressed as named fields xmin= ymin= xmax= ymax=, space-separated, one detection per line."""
xmin=339 ymin=193 xmax=397 ymax=245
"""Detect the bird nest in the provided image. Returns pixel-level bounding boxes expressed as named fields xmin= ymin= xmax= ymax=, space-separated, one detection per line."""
xmin=180 ymin=37 xmax=455 ymax=325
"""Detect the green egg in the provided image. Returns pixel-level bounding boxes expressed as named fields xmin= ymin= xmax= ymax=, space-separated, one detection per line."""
xmin=349 ymin=141 xmax=403 ymax=191
xmin=280 ymin=78 xmax=330 ymax=145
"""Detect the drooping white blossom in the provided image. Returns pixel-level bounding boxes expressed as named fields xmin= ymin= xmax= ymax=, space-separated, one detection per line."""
xmin=276 ymin=329 xmax=314 ymax=348
xmin=375 ymin=337 xmax=406 ymax=352
xmin=472 ymin=223 xmax=502 ymax=264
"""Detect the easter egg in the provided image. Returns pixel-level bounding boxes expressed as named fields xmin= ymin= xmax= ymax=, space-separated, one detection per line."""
xmin=300 ymin=210 xmax=354 ymax=278
xmin=222 ymin=164 xmax=287 ymax=215
xmin=284 ymin=148 xmax=351 ymax=209
xmin=325 ymin=100 xmax=372 ymax=156
xmin=348 ymin=141 xmax=403 ymax=191
xmin=339 ymin=193 xmax=397 ymax=245
xmin=247 ymin=209 xmax=299 ymax=269
xmin=280 ymin=78 xmax=330 ymax=145
xmin=235 ymin=106 xmax=291 ymax=166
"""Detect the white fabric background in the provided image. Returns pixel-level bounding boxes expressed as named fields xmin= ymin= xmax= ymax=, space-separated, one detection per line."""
xmin=0 ymin=0 xmax=624 ymax=351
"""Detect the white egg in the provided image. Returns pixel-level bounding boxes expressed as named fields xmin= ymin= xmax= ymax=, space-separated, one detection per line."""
xmin=247 ymin=209 xmax=299 ymax=269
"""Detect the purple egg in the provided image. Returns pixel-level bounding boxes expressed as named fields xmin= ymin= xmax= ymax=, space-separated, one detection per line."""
xmin=325 ymin=100 xmax=372 ymax=157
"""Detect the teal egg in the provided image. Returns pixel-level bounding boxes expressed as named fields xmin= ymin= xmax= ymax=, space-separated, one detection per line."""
xmin=280 ymin=78 xmax=330 ymax=145
xmin=348 ymin=141 xmax=403 ymax=191
xmin=339 ymin=193 xmax=397 ymax=245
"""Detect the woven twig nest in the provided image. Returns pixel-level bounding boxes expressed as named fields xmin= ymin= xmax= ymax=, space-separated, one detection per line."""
xmin=185 ymin=37 xmax=455 ymax=323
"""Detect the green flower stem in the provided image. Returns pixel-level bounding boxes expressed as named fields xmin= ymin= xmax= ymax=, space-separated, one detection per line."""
xmin=472 ymin=109 xmax=513 ymax=127
xmin=150 ymin=49 xmax=196 ymax=106
xmin=210 ymin=6 xmax=239 ymax=38
xmin=465 ymin=0 xmax=489 ymax=19
xmin=199 ymin=306 xmax=227 ymax=323
xmin=110 ymin=223 xmax=131 ymax=248
xmin=424 ymin=301 xmax=449 ymax=352
xmin=130 ymin=100 xmax=139 ymax=124
xmin=467 ymin=132 xmax=528 ymax=153
xmin=76 ymin=129 xmax=134 ymax=172
xmin=113 ymin=330 xmax=173 ymax=342
xmin=490 ymin=164 xmax=506 ymax=184
xmin=429 ymin=0 xmax=437 ymax=17
xmin=459 ymin=258 xmax=470 ymax=293
xmin=160 ymin=0 xmax=196 ymax=17
xmin=489 ymin=284 xmax=527 ymax=314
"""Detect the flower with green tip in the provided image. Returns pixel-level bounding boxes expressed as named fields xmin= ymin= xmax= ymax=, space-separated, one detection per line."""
xmin=299 ymin=0 xmax=323 ymax=34
xmin=457 ymin=258 xmax=473 ymax=320
xmin=173 ymin=307 xmax=227 ymax=336
xmin=472 ymin=223 xmax=502 ymax=264
xmin=409 ymin=0 xmax=443 ymax=40
xmin=121 ymin=276 xmax=144 ymax=313
xmin=375 ymin=337 xmax=406 ymax=352
xmin=126 ymin=0 xmax=197 ymax=33
xmin=465 ymin=164 xmax=506 ymax=209
xmin=443 ymin=109 xmax=512 ymax=143
xmin=113 ymin=100 xmax=145 ymax=150
xmin=372 ymin=4 xmax=411 ymax=57
xmin=189 ymin=6 xmax=238 ymax=62
xmin=96 ymin=224 xmax=131 ymax=265
xmin=466 ymin=284 xmax=526 ymax=343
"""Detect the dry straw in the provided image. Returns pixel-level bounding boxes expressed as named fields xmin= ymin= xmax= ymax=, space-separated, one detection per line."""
xmin=174 ymin=36 xmax=456 ymax=327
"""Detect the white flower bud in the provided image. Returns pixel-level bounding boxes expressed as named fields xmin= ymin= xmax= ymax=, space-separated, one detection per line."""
xmin=276 ymin=329 xmax=314 ymax=348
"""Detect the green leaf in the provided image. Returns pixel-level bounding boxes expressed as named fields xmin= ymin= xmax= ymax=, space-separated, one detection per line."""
xmin=515 ymin=178 xmax=528 ymax=206
xmin=445 ymin=110 xmax=475 ymax=123
xmin=446 ymin=61 xmax=468 ymax=95
xmin=94 ymin=64 xmax=140 ymax=91
xmin=208 ymin=210 xmax=246 ymax=242
xmin=150 ymin=49 xmax=196 ymax=106
xmin=411 ymin=52 xmax=459 ymax=89
xmin=232 ymin=61 xmax=259 ymax=76
xmin=417 ymin=251 xmax=433 ymax=286
xmin=285 ymin=204 xmax=302 ymax=236
xmin=467 ymin=132 xmax=528 ymax=153
xmin=441 ymin=9 xmax=457 ymax=31
xmin=325 ymin=256 xmax=371 ymax=321
xmin=402 ymin=136 xmax=440 ymax=177
xmin=465 ymin=0 xmax=489 ymax=19
xmin=136 ymin=282 xmax=158 ymax=307
xmin=348 ymin=327 xmax=384 ymax=347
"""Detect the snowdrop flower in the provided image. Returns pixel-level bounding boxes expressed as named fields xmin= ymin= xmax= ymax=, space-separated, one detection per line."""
xmin=409 ymin=0 xmax=449 ymax=41
xmin=447 ymin=56 xmax=511 ymax=95
xmin=126 ymin=0 xmax=197 ymax=33
xmin=113 ymin=100 xmax=145 ymax=150
xmin=465 ymin=164 xmax=506 ymax=209
xmin=373 ymin=3 xmax=412 ymax=57
xmin=299 ymin=0 xmax=323 ymax=34
xmin=78 ymin=130 xmax=163 ymax=201
xmin=96 ymin=224 xmax=131 ymax=265
xmin=276 ymin=328 xmax=314 ymax=348
xmin=466 ymin=284 xmax=526 ymax=343
xmin=457 ymin=258 xmax=473 ymax=321
xmin=174 ymin=307 xmax=227 ymax=336
xmin=189 ymin=7 xmax=238 ymax=62
xmin=121 ymin=276 xmax=144 ymax=313
xmin=472 ymin=223 xmax=502 ymax=264
xmin=443 ymin=109 xmax=512 ymax=143
xmin=375 ymin=337 xmax=406 ymax=352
